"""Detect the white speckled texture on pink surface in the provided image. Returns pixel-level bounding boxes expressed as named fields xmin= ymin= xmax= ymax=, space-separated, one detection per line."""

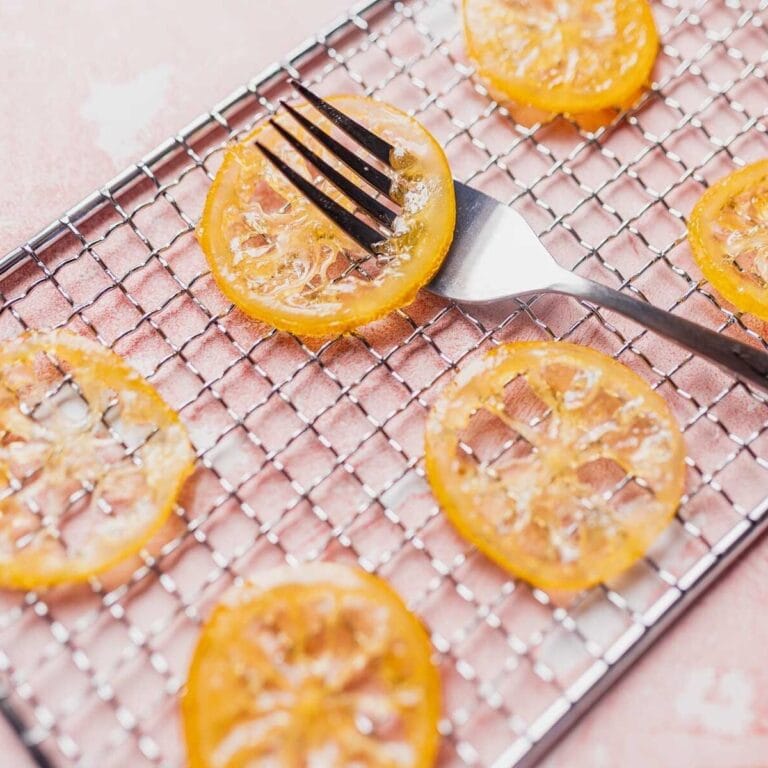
xmin=0 ymin=0 xmax=351 ymax=256
xmin=2 ymin=1 xmax=768 ymax=767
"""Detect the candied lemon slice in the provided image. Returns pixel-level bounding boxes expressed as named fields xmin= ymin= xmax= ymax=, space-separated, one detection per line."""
xmin=0 ymin=330 xmax=195 ymax=589
xmin=462 ymin=0 xmax=659 ymax=114
xmin=182 ymin=563 xmax=440 ymax=768
xmin=688 ymin=159 xmax=768 ymax=322
xmin=425 ymin=342 xmax=685 ymax=590
xmin=197 ymin=95 xmax=456 ymax=337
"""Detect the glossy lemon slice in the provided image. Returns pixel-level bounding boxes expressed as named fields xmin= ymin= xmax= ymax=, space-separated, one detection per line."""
xmin=0 ymin=330 xmax=195 ymax=589
xmin=198 ymin=95 xmax=456 ymax=336
xmin=688 ymin=159 xmax=768 ymax=321
xmin=182 ymin=563 xmax=441 ymax=767
xmin=425 ymin=342 xmax=685 ymax=590
xmin=463 ymin=0 xmax=659 ymax=114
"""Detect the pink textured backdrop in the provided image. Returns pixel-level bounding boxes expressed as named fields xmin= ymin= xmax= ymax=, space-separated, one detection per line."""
xmin=1 ymin=1 xmax=767 ymax=767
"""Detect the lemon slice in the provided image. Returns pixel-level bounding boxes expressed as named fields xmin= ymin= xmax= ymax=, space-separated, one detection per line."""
xmin=425 ymin=342 xmax=685 ymax=590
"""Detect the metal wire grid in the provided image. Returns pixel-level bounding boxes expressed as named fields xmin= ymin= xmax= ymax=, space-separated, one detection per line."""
xmin=1 ymin=0 xmax=768 ymax=766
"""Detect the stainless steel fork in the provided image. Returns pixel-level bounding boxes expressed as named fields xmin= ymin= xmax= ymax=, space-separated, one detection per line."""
xmin=258 ymin=81 xmax=768 ymax=395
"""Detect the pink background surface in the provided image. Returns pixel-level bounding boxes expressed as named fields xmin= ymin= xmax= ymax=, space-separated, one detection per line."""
xmin=2 ymin=1 xmax=768 ymax=767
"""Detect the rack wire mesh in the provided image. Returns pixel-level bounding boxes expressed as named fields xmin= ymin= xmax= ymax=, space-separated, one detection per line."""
xmin=2 ymin=0 xmax=768 ymax=766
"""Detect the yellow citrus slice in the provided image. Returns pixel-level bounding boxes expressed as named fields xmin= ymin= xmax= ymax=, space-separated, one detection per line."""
xmin=0 ymin=330 xmax=195 ymax=589
xmin=425 ymin=342 xmax=685 ymax=590
xmin=688 ymin=159 xmax=768 ymax=321
xmin=462 ymin=0 xmax=659 ymax=114
xmin=182 ymin=563 xmax=440 ymax=768
xmin=197 ymin=95 xmax=456 ymax=337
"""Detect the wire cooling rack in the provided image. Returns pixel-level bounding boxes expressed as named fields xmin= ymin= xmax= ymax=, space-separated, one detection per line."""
xmin=2 ymin=0 xmax=768 ymax=766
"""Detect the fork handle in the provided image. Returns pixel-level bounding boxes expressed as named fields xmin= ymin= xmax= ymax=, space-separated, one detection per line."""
xmin=552 ymin=274 xmax=768 ymax=395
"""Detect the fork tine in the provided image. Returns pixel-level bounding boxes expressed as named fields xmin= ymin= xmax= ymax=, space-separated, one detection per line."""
xmin=290 ymin=80 xmax=394 ymax=167
xmin=270 ymin=120 xmax=397 ymax=229
xmin=255 ymin=141 xmax=383 ymax=254
xmin=280 ymin=101 xmax=393 ymax=198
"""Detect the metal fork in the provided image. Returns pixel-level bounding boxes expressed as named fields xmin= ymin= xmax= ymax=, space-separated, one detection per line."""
xmin=257 ymin=81 xmax=768 ymax=395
